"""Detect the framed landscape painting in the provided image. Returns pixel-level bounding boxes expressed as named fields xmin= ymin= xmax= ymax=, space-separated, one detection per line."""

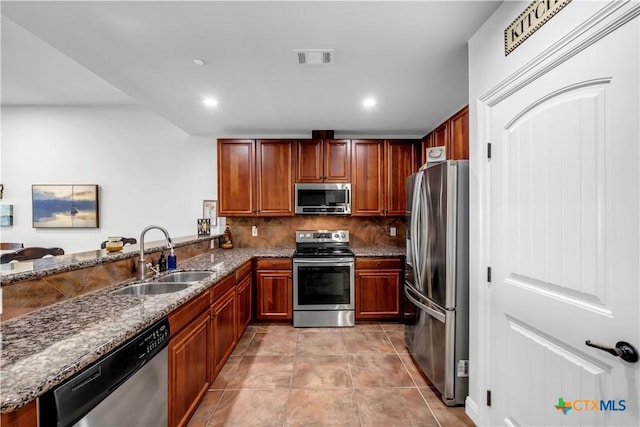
xmin=32 ymin=185 xmax=99 ymax=228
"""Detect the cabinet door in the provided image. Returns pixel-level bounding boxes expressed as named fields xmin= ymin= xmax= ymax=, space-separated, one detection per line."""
xmin=355 ymin=269 xmax=402 ymax=320
xmin=236 ymin=274 xmax=252 ymax=339
xmin=218 ymin=139 xmax=255 ymax=216
xmin=324 ymin=139 xmax=351 ymax=183
xmin=432 ymin=121 xmax=449 ymax=149
xmin=256 ymin=140 xmax=295 ymax=215
xmin=211 ymin=286 xmax=237 ymax=378
xmin=296 ymin=139 xmax=323 ymax=182
xmin=385 ymin=140 xmax=417 ymax=216
xmin=351 ymin=140 xmax=384 ymax=216
xmin=169 ymin=310 xmax=210 ymax=427
xmin=0 ymin=401 xmax=37 ymax=427
xmin=256 ymin=270 xmax=292 ymax=320
xmin=448 ymin=105 xmax=469 ymax=160
xmin=420 ymin=133 xmax=434 ymax=166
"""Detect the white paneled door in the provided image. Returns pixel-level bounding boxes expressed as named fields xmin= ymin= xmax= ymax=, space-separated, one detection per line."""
xmin=488 ymin=13 xmax=639 ymax=427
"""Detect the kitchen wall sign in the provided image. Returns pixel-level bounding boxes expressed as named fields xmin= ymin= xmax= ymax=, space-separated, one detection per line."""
xmin=505 ymin=0 xmax=572 ymax=56
xmin=32 ymin=184 xmax=99 ymax=228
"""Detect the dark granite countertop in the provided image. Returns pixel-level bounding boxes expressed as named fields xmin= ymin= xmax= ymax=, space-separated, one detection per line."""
xmin=0 ymin=245 xmax=403 ymax=413
xmin=0 ymin=235 xmax=217 ymax=286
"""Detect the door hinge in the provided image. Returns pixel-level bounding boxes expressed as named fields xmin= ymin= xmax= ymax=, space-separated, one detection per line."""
xmin=487 ymin=266 xmax=492 ymax=283
xmin=487 ymin=143 xmax=492 ymax=159
xmin=486 ymin=390 xmax=492 ymax=406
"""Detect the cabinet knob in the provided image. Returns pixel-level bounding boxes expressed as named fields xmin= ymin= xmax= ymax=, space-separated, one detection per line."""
xmin=377 ymin=261 xmax=382 ymax=265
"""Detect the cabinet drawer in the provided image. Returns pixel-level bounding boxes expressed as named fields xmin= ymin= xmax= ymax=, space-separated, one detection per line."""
xmin=256 ymin=258 xmax=292 ymax=270
xmin=168 ymin=291 xmax=210 ymax=337
xmin=235 ymin=260 xmax=252 ymax=282
xmin=355 ymin=257 xmax=403 ymax=270
xmin=212 ymin=273 xmax=236 ymax=302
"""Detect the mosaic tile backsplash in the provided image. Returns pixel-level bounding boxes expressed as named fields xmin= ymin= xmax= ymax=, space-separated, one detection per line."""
xmin=226 ymin=216 xmax=405 ymax=248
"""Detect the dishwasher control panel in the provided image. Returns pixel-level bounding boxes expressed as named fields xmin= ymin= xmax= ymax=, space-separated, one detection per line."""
xmin=137 ymin=319 xmax=169 ymax=360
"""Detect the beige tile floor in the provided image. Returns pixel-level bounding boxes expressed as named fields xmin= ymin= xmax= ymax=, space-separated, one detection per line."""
xmin=188 ymin=323 xmax=475 ymax=427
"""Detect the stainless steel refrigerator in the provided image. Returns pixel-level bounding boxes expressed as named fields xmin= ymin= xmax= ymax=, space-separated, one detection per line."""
xmin=404 ymin=160 xmax=469 ymax=406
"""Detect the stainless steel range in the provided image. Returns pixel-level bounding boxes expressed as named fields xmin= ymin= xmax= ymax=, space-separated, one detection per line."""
xmin=293 ymin=230 xmax=355 ymax=328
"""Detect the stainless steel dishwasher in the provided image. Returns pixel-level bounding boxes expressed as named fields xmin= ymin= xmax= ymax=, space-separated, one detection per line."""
xmin=40 ymin=317 xmax=170 ymax=427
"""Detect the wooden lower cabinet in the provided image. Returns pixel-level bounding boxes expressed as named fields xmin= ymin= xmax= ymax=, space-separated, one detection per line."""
xmin=355 ymin=258 xmax=403 ymax=321
xmin=168 ymin=309 xmax=210 ymax=427
xmin=256 ymin=258 xmax=292 ymax=321
xmin=0 ymin=401 xmax=37 ymax=427
xmin=211 ymin=286 xmax=237 ymax=379
xmin=236 ymin=273 xmax=252 ymax=339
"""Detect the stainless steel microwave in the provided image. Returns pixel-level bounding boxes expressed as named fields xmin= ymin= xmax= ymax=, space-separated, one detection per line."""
xmin=295 ymin=183 xmax=351 ymax=215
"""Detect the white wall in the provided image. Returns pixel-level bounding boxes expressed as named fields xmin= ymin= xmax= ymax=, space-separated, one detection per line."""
xmin=467 ymin=1 xmax=614 ymax=425
xmin=0 ymin=105 xmax=217 ymax=253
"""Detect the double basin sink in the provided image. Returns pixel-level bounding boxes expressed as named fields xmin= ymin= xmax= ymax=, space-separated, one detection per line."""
xmin=112 ymin=271 xmax=214 ymax=295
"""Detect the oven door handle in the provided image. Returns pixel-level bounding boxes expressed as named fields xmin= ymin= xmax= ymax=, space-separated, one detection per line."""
xmin=293 ymin=258 xmax=355 ymax=265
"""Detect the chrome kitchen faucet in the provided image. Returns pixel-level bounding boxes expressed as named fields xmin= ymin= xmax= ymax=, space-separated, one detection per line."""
xmin=138 ymin=225 xmax=173 ymax=280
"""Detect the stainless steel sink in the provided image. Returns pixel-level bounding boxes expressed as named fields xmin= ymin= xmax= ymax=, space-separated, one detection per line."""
xmin=112 ymin=282 xmax=192 ymax=295
xmin=155 ymin=271 xmax=214 ymax=283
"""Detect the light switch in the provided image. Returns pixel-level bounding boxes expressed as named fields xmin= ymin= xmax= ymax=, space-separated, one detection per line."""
xmin=252 ymin=225 xmax=258 ymax=236
xmin=390 ymin=227 xmax=396 ymax=236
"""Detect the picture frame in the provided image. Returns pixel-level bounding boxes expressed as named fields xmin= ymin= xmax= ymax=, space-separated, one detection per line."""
xmin=0 ymin=204 xmax=13 ymax=226
xmin=197 ymin=218 xmax=211 ymax=236
xmin=32 ymin=184 xmax=99 ymax=228
xmin=202 ymin=200 xmax=217 ymax=226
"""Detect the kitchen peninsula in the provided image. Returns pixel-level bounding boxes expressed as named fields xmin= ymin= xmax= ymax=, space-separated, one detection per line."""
xmin=0 ymin=238 xmax=403 ymax=426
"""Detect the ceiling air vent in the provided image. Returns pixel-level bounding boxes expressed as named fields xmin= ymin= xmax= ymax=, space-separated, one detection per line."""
xmin=294 ymin=49 xmax=334 ymax=65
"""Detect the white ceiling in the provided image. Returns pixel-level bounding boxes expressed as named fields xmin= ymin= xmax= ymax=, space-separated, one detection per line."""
xmin=1 ymin=1 xmax=501 ymax=138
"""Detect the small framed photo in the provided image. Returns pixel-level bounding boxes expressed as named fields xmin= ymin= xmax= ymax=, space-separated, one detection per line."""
xmin=32 ymin=184 xmax=99 ymax=228
xmin=0 ymin=204 xmax=14 ymax=226
xmin=202 ymin=200 xmax=217 ymax=226
xmin=198 ymin=218 xmax=211 ymax=236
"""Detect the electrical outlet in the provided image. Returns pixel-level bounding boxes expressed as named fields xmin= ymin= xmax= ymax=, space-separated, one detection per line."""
xmin=251 ymin=225 xmax=258 ymax=236
xmin=390 ymin=227 xmax=397 ymax=236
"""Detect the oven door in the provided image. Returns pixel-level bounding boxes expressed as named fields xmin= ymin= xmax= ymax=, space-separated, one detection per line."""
xmin=293 ymin=257 xmax=355 ymax=311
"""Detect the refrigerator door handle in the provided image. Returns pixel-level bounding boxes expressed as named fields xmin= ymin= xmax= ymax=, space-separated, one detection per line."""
xmin=404 ymin=283 xmax=446 ymax=324
xmin=411 ymin=172 xmax=423 ymax=291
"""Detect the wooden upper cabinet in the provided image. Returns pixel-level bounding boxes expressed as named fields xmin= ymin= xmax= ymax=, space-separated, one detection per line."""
xmin=256 ymin=140 xmax=295 ymax=216
xmin=218 ymin=139 xmax=255 ymax=216
xmin=432 ymin=121 xmax=449 ymax=148
xmin=296 ymin=139 xmax=323 ymax=182
xmin=385 ymin=140 xmax=418 ymax=216
xmin=421 ymin=105 xmax=469 ymax=163
xmin=324 ymin=139 xmax=351 ymax=182
xmin=218 ymin=139 xmax=295 ymax=216
xmin=448 ymin=105 xmax=469 ymax=160
xmin=296 ymin=139 xmax=350 ymax=183
xmin=351 ymin=140 xmax=385 ymax=216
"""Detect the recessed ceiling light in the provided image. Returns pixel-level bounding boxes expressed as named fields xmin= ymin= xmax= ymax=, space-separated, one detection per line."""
xmin=203 ymin=97 xmax=218 ymax=107
xmin=193 ymin=58 xmax=206 ymax=66
xmin=362 ymin=97 xmax=376 ymax=108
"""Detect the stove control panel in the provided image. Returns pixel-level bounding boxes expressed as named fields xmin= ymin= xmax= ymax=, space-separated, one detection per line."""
xmin=296 ymin=230 xmax=349 ymax=243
